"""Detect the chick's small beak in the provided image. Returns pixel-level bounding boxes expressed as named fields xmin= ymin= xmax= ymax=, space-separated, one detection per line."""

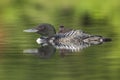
xmin=23 ymin=28 xmax=38 ymax=33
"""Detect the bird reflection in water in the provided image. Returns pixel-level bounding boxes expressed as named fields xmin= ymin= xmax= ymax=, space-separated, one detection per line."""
xmin=23 ymin=23 xmax=111 ymax=58
xmin=23 ymin=44 xmax=56 ymax=59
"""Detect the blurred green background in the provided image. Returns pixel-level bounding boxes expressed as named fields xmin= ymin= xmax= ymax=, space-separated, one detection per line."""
xmin=0 ymin=0 xmax=120 ymax=80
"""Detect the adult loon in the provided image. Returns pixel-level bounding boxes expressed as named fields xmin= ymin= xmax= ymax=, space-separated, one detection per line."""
xmin=24 ymin=23 xmax=111 ymax=52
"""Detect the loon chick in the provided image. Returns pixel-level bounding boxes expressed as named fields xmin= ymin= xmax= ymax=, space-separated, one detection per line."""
xmin=24 ymin=23 xmax=111 ymax=52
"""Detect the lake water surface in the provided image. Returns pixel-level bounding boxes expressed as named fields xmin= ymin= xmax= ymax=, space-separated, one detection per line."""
xmin=0 ymin=23 xmax=119 ymax=80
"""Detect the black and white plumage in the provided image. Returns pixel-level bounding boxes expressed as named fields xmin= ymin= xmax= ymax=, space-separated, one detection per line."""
xmin=36 ymin=30 xmax=110 ymax=52
xmin=51 ymin=30 xmax=90 ymax=52
xmin=24 ymin=23 xmax=112 ymax=52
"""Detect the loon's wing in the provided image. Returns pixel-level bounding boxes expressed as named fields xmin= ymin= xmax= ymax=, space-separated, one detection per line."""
xmin=63 ymin=30 xmax=90 ymax=38
xmin=53 ymin=30 xmax=92 ymax=52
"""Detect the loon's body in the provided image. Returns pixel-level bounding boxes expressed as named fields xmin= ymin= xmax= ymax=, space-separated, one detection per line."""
xmin=36 ymin=30 xmax=110 ymax=52
xmin=24 ymin=23 xmax=111 ymax=52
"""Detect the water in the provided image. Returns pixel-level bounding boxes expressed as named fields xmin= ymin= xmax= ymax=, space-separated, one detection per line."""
xmin=0 ymin=23 xmax=119 ymax=80
xmin=0 ymin=0 xmax=120 ymax=79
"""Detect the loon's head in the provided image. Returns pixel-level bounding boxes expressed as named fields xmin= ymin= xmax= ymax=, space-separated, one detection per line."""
xmin=24 ymin=23 xmax=56 ymax=37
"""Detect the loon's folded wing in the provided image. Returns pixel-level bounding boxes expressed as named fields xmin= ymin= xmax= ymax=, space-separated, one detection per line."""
xmin=63 ymin=30 xmax=90 ymax=38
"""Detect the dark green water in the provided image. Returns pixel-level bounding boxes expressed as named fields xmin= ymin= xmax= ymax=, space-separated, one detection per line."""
xmin=0 ymin=24 xmax=119 ymax=80
xmin=0 ymin=0 xmax=120 ymax=80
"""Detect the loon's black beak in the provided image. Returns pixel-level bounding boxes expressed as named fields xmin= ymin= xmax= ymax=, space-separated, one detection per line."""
xmin=23 ymin=28 xmax=38 ymax=33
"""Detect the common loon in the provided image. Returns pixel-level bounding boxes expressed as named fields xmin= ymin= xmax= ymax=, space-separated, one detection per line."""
xmin=24 ymin=23 xmax=111 ymax=52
